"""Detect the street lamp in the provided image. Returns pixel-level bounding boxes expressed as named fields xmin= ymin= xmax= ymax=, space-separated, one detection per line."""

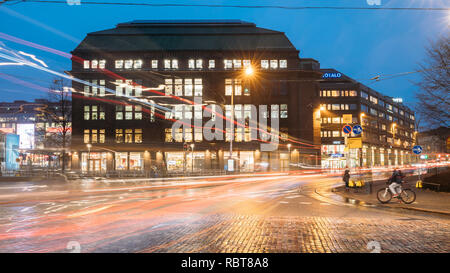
xmin=287 ymin=144 xmax=291 ymax=171
xmin=86 ymin=144 xmax=92 ymax=172
xmin=228 ymin=65 xmax=255 ymax=170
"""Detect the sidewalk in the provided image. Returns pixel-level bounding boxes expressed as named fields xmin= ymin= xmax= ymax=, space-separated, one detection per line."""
xmin=335 ymin=176 xmax=450 ymax=215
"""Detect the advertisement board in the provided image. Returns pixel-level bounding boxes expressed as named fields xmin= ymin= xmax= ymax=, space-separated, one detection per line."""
xmin=5 ymin=134 xmax=19 ymax=171
xmin=17 ymin=123 xmax=35 ymax=149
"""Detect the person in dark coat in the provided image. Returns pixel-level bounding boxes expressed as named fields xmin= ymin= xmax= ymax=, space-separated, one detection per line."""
xmin=343 ymin=169 xmax=350 ymax=190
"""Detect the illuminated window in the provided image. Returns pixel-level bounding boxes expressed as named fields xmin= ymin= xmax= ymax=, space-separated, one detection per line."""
xmin=224 ymin=59 xmax=232 ymax=69
xmin=194 ymin=78 xmax=202 ymax=96
xmin=134 ymin=60 xmax=143 ymax=69
xmin=194 ymin=128 xmax=202 ymax=142
xmin=164 ymin=79 xmax=173 ymax=95
xmin=125 ymin=129 xmax=133 ymax=143
xmin=124 ymin=60 xmax=133 ymax=69
xmin=349 ymin=90 xmax=357 ymax=96
xmin=115 ymin=80 xmax=124 ymax=96
xmin=233 ymin=60 xmax=242 ymax=69
xmin=271 ymin=105 xmax=279 ymax=118
xmin=224 ymin=79 xmax=242 ymax=96
xmin=164 ymin=59 xmax=178 ymax=69
xmin=165 ymin=128 xmax=172 ymax=142
xmin=185 ymin=79 xmax=193 ymax=96
xmin=270 ymin=60 xmax=278 ymax=69
xmin=279 ymin=59 xmax=287 ymax=68
xmin=208 ymin=60 xmax=215 ymax=69
xmin=99 ymin=129 xmax=105 ymax=143
xmin=175 ymin=79 xmax=183 ymax=96
xmin=84 ymin=105 xmax=105 ymax=120
xmin=280 ymin=104 xmax=288 ymax=118
xmin=151 ymin=60 xmax=158 ymax=69
xmin=116 ymin=105 xmax=124 ymax=120
xmin=99 ymin=60 xmax=106 ymax=69
xmin=196 ymin=59 xmax=203 ymax=69
xmin=83 ymin=60 xmax=90 ymax=69
xmin=188 ymin=59 xmax=195 ymax=69
xmin=243 ymin=60 xmax=251 ymax=68
xmin=125 ymin=106 xmax=133 ymax=120
xmin=261 ymin=60 xmax=269 ymax=69
xmin=115 ymin=129 xmax=123 ymax=143
xmin=135 ymin=129 xmax=142 ymax=143
xmin=115 ymin=60 xmax=124 ymax=69
xmin=84 ymin=129 xmax=90 ymax=143
xmin=91 ymin=60 xmax=98 ymax=69
xmin=84 ymin=129 xmax=104 ymax=143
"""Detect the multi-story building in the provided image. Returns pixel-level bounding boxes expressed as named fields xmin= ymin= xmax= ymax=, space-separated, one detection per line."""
xmin=0 ymin=99 xmax=71 ymax=168
xmin=417 ymin=127 xmax=450 ymax=161
xmin=70 ymin=20 xmax=322 ymax=175
xmin=302 ymin=59 xmax=417 ymax=169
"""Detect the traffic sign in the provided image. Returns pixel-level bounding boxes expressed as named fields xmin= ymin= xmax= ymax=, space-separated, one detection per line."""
xmin=353 ymin=124 xmax=363 ymax=135
xmin=412 ymin=145 xmax=423 ymax=155
xmin=342 ymin=125 xmax=352 ymax=134
xmin=342 ymin=114 xmax=352 ymax=124
xmin=348 ymin=137 xmax=362 ymax=149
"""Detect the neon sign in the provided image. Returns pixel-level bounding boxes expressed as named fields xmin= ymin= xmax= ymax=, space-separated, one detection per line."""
xmin=322 ymin=72 xmax=342 ymax=79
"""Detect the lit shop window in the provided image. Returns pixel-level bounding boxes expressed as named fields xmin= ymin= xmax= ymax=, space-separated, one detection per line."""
xmin=165 ymin=128 xmax=172 ymax=142
xmin=151 ymin=60 xmax=158 ymax=69
xmin=188 ymin=59 xmax=203 ymax=69
xmin=84 ymin=129 xmax=105 ymax=144
xmin=225 ymin=79 xmax=242 ymax=96
xmin=261 ymin=60 xmax=269 ymax=69
xmin=84 ymin=105 xmax=105 ymax=120
xmin=279 ymin=59 xmax=287 ymax=69
xmin=84 ymin=80 xmax=105 ymax=97
xmin=84 ymin=59 xmax=106 ymax=69
xmin=164 ymin=59 xmax=178 ymax=69
xmin=208 ymin=60 xmax=215 ymax=69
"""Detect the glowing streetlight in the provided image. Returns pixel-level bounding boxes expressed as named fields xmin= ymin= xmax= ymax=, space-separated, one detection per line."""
xmin=244 ymin=65 xmax=254 ymax=76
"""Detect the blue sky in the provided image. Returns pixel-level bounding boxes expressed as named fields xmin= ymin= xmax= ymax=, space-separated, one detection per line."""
xmin=0 ymin=0 xmax=449 ymax=106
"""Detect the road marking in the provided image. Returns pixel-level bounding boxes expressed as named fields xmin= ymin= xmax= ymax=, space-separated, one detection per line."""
xmin=300 ymin=202 xmax=312 ymax=205
xmin=320 ymin=203 xmax=331 ymax=206
xmin=279 ymin=201 xmax=289 ymax=204
xmin=285 ymin=195 xmax=302 ymax=199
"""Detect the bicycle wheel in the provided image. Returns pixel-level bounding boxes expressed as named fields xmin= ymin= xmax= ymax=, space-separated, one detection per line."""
xmin=377 ymin=188 xmax=392 ymax=204
xmin=400 ymin=189 xmax=416 ymax=204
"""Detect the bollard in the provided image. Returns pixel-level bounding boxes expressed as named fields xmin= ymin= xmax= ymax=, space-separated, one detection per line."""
xmin=416 ymin=180 xmax=423 ymax=189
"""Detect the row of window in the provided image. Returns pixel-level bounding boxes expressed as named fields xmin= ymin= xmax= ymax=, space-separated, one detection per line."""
xmin=320 ymin=90 xmax=358 ymax=97
xmin=164 ymin=78 xmax=203 ymax=96
xmin=361 ymin=91 xmax=414 ymax=120
xmin=361 ymin=105 xmax=414 ymax=129
xmin=83 ymin=59 xmax=288 ymax=70
xmin=320 ymin=104 xmax=357 ymax=111
xmin=84 ymin=129 xmax=143 ymax=144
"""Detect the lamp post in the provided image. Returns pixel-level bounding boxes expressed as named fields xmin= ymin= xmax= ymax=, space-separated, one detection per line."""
xmin=190 ymin=143 xmax=195 ymax=173
xmin=359 ymin=113 xmax=365 ymax=168
xmin=287 ymin=144 xmax=291 ymax=171
xmin=229 ymin=65 xmax=254 ymax=171
xmin=86 ymin=144 xmax=92 ymax=172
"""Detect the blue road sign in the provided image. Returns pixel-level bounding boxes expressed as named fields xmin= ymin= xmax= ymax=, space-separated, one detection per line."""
xmin=412 ymin=145 xmax=423 ymax=155
xmin=353 ymin=124 xmax=363 ymax=135
xmin=342 ymin=125 xmax=352 ymax=134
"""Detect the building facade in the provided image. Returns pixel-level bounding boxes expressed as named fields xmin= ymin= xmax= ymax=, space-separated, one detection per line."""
xmin=417 ymin=127 xmax=450 ymax=161
xmin=304 ymin=60 xmax=417 ymax=169
xmin=0 ymin=99 xmax=71 ymax=169
xmin=70 ymin=20 xmax=322 ymax=175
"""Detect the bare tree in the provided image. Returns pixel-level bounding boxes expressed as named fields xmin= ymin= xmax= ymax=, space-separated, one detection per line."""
xmin=415 ymin=34 xmax=450 ymax=129
xmin=40 ymin=77 xmax=72 ymax=172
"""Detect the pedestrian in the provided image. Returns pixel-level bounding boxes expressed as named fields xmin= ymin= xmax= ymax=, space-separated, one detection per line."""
xmin=343 ymin=169 xmax=350 ymax=191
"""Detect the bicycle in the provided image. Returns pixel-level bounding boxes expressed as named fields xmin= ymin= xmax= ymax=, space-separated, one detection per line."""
xmin=376 ymin=181 xmax=416 ymax=204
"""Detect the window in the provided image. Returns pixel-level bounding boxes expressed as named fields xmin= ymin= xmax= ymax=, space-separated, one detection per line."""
xmin=224 ymin=59 xmax=233 ymax=69
xmin=188 ymin=59 xmax=203 ymax=69
xmin=370 ymin=96 xmax=378 ymax=104
xmin=125 ymin=129 xmax=133 ymax=143
xmin=271 ymin=105 xmax=279 ymax=118
xmin=233 ymin=60 xmax=242 ymax=69
xmin=164 ymin=79 xmax=173 ymax=95
xmin=115 ymin=79 xmax=139 ymax=97
xmin=279 ymin=59 xmax=287 ymax=68
xmin=84 ymin=80 xmax=105 ymax=97
xmin=370 ymin=108 xmax=378 ymax=116
xmin=84 ymin=105 xmax=105 ymax=120
xmin=151 ymin=60 xmax=158 ymax=69
xmin=225 ymin=79 xmax=242 ymax=96
xmin=164 ymin=59 xmax=178 ymax=69
xmin=361 ymin=91 xmax=369 ymax=100
xmin=270 ymin=60 xmax=278 ymax=69
xmin=208 ymin=60 xmax=215 ymax=69
xmin=280 ymin=104 xmax=288 ymax=118
xmin=243 ymin=60 xmax=251 ymax=68
xmin=361 ymin=104 xmax=368 ymax=112
xmin=84 ymin=60 xmax=106 ymax=69
xmin=133 ymin=59 xmax=143 ymax=69
xmin=261 ymin=60 xmax=269 ymax=69
xmin=84 ymin=129 xmax=105 ymax=144
xmin=115 ymin=60 xmax=123 ymax=69
xmin=124 ymin=60 xmax=133 ymax=69
xmin=184 ymin=79 xmax=193 ymax=96
xmin=349 ymin=90 xmax=357 ymax=97
xmin=134 ymin=129 xmax=142 ymax=143
xmin=194 ymin=78 xmax=203 ymax=96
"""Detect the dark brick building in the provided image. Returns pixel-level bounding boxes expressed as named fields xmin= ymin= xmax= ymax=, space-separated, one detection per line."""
xmin=70 ymin=20 xmax=322 ymax=175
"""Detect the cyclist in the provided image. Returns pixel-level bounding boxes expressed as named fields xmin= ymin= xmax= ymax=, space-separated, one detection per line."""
xmin=388 ymin=169 xmax=405 ymax=198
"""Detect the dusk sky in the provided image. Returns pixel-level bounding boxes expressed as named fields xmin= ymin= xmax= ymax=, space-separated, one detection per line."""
xmin=0 ymin=0 xmax=449 ymax=106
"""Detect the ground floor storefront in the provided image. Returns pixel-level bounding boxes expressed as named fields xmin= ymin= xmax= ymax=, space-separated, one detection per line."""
xmin=70 ymin=148 xmax=319 ymax=176
xmin=321 ymin=144 xmax=418 ymax=169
